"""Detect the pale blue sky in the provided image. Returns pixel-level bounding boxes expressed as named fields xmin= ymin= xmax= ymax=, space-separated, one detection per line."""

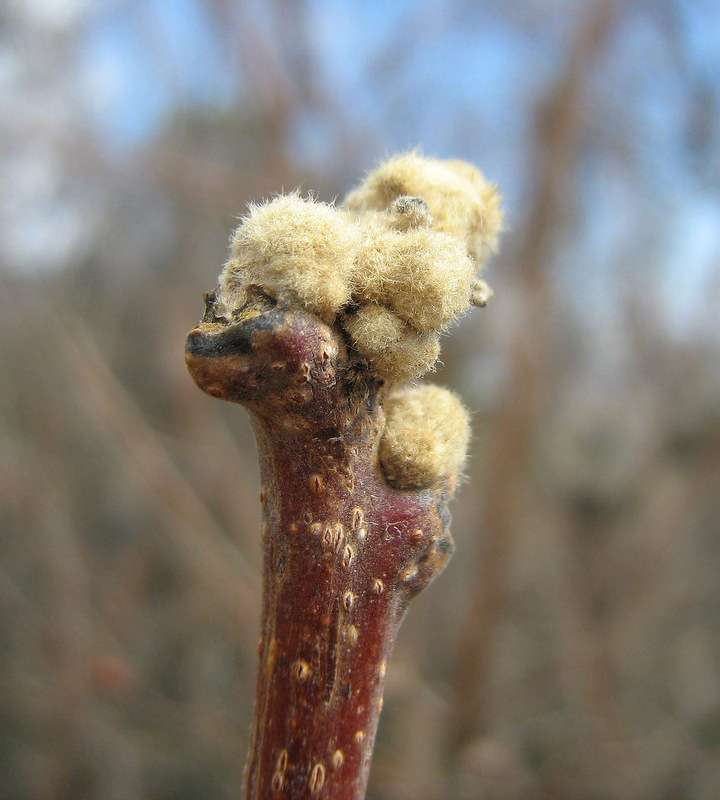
xmin=2 ymin=0 xmax=719 ymax=337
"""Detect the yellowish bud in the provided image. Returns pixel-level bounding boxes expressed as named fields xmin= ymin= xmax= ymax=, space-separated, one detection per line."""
xmin=354 ymin=225 xmax=475 ymax=332
xmin=343 ymin=304 xmax=440 ymax=382
xmin=379 ymin=385 xmax=471 ymax=490
xmin=221 ymin=193 xmax=358 ymax=322
xmin=345 ymin=151 xmax=503 ymax=266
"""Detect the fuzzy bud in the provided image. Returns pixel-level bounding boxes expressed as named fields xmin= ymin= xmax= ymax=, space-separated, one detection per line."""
xmin=343 ymin=303 xmax=440 ymax=382
xmin=221 ymin=194 xmax=358 ymax=322
xmin=379 ymin=384 xmax=471 ymax=490
xmin=353 ymin=225 xmax=475 ymax=332
xmin=345 ymin=151 xmax=503 ymax=266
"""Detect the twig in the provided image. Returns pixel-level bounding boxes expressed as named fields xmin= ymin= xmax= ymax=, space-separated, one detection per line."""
xmin=186 ymin=153 xmax=502 ymax=799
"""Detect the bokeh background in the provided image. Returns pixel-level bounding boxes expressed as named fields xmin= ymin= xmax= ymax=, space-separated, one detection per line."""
xmin=2 ymin=0 xmax=720 ymax=798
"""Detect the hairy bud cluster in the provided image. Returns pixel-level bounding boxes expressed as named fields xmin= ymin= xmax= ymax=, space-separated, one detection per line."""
xmin=217 ymin=152 xmax=502 ymax=489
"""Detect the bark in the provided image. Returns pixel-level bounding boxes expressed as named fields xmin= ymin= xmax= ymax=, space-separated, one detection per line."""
xmin=186 ymin=292 xmax=454 ymax=800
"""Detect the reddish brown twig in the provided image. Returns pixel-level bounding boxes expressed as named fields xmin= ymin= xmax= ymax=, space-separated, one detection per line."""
xmin=186 ymin=295 xmax=453 ymax=799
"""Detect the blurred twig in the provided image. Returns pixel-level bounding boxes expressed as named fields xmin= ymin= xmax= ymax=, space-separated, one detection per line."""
xmin=42 ymin=296 xmax=262 ymax=635
xmin=448 ymin=0 xmax=619 ymax=759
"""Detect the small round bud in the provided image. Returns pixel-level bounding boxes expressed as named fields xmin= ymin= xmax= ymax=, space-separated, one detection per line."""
xmin=388 ymin=195 xmax=432 ymax=229
xmin=345 ymin=151 xmax=503 ymax=266
xmin=220 ymin=193 xmax=358 ymax=321
xmin=354 ymin=226 xmax=474 ymax=332
xmin=343 ymin=304 xmax=440 ymax=381
xmin=379 ymin=384 xmax=471 ymax=489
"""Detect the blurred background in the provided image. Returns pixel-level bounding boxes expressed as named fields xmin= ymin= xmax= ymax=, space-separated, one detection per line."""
xmin=2 ymin=0 xmax=720 ymax=798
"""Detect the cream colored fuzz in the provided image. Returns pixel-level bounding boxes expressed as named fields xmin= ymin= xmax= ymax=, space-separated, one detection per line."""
xmin=379 ymin=384 xmax=471 ymax=490
xmin=221 ymin=194 xmax=358 ymax=322
xmin=353 ymin=225 xmax=475 ymax=332
xmin=343 ymin=304 xmax=440 ymax=382
xmin=344 ymin=152 xmax=503 ymax=266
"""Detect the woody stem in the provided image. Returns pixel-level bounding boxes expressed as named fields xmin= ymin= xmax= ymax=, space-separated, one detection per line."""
xmin=186 ymin=302 xmax=453 ymax=800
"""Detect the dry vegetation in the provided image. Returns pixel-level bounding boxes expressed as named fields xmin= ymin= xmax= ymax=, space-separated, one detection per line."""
xmin=1 ymin=1 xmax=720 ymax=799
